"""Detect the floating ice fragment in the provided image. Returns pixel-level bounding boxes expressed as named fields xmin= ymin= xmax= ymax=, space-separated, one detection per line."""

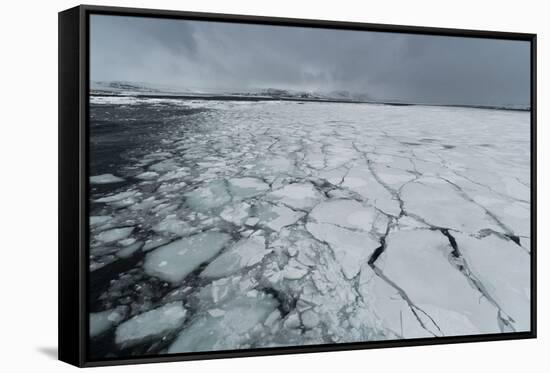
xmin=227 ymin=177 xmax=269 ymax=199
xmin=267 ymin=183 xmax=323 ymax=210
xmin=95 ymin=190 xmax=140 ymax=203
xmin=96 ymin=227 xmax=134 ymax=243
xmin=257 ymin=203 xmax=305 ymax=232
xmin=115 ymin=302 xmax=187 ymax=347
xmin=201 ymin=235 xmax=269 ymax=278
xmin=149 ymin=159 xmax=179 ymax=172
xmin=301 ymin=309 xmax=320 ymax=329
xmin=168 ymin=295 xmax=277 ymax=353
xmin=153 ymin=216 xmax=195 ymax=236
xmin=380 ymin=230 xmax=501 ymax=335
xmin=185 ymin=180 xmax=231 ymax=212
xmin=309 ymin=199 xmax=376 ymax=231
xmin=89 ymin=308 xmax=125 ymax=338
xmin=144 ymin=232 xmax=231 ymax=284
xmin=158 ymin=169 xmax=189 ymax=182
xmin=136 ymin=171 xmax=159 ymax=180
xmin=219 ymin=203 xmax=250 ymax=225
xmin=90 ymin=174 xmax=125 ymax=184
xmin=306 ymin=222 xmax=378 ymax=279
xmin=453 ymin=233 xmax=530 ymax=331
xmin=116 ymin=241 xmax=143 ymax=259
xmin=90 ymin=215 xmax=112 ymax=226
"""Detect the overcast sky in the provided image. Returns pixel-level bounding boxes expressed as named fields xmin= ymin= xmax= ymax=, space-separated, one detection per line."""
xmin=90 ymin=15 xmax=530 ymax=106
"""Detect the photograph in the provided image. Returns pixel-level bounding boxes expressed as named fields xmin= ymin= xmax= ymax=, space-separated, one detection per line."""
xmin=87 ymin=13 xmax=532 ymax=360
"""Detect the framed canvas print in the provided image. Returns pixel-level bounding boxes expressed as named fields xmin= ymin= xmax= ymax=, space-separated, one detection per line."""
xmin=58 ymin=5 xmax=537 ymax=367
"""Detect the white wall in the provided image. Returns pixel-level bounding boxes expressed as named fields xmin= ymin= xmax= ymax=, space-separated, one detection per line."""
xmin=0 ymin=0 xmax=545 ymax=371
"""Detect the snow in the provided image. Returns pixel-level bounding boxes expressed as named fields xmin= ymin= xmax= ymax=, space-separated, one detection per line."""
xmin=144 ymin=232 xmax=231 ymax=284
xmin=115 ymin=302 xmax=187 ymax=347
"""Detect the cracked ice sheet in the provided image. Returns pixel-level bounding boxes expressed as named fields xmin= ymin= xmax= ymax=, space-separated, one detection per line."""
xmin=453 ymin=233 xmax=530 ymax=331
xmin=88 ymin=99 xmax=531 ymax=358
xmin=374 ymin=230 xmax=501 ymax=335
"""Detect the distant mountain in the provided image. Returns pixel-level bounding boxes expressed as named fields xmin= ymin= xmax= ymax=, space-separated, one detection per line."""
xmin=91 ymin=81 xmax=193 ymax=96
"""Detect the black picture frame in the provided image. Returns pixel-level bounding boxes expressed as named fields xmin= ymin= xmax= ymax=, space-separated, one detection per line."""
xmin=59 ymin=4 xmax=537 ymax=367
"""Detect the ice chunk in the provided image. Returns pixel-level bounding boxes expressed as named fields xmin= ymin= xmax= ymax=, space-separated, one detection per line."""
xmin=219 ymin=203 xmax=251 ymax=225
xmin=95 ymin=190 xmax=140 ymax=203
xmin=401 ymin=179 xmax=501 ymax=233
xmin=267 ymin=183 xmax=323 ymax=210
xmin=116 ymin=241 xmax=143 ymax=259
xmin=144 ymin=232 xmax=231 ymax=284
xmin=168 ymin=295 xmax=277 ymax=353
xmin=380 ymin=230 xmax=501 ymax=335
xmin=227 ymin=177 xmax=269 ymax=199
xmin=185 ymin=180 xmax=231 ymax=212
xmin=153 ymin=216 xmax=195 ymax=236
xmin=309 ymin=199 xmax=376 ymax=231
xmin=96 ymin=227 xmax=134 ymax=243
xmin=143 ymin=236 xmax=170 ymax=252
xmin=90 ymin=173 xmax=124 ymax=184
xmin=115 ymin=302 xmax=187 ymax=347
xmin=301 ymin=309 xmax=320 ymax=329
xmin=158 ymin=169 xmax=189 ymax=182
xmin=90 ymin=215 xmax=111 ymax=226
xmin=201 ymin=235 xmax=269 ymax=278
xmin=136 ymin=171 xmax=159 ymax=180
xmin=257 ymin=203 xmax=305 ymax=231
xmin=89 ymin=308 xmax=125 ymax=338
xmin=306 ymin=222 xmax=378 ymax=279
xmin=359 ymin=265 xmax=432 ymax=339
xmin=453 ymin=233 xmax=530 ymax=331
xmin=341 ymin=165 xmax=401 ymax=216
xmin=283 ymin=258 xmax=309 ymax=280
xmin=149 ymin=159 xmax=179 ymax=172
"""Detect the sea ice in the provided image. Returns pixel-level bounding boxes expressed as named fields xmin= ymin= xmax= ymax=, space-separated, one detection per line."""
xmin=144 ymin=232 xmax=231 ymax=284
xmin=378 ymin=230 xmax=501 ymax=335
xmin=96 ymin=227 xmax=134 ymax=243
xmin=114 ymin=302 xmax=187 ymax=347
xmin=267 ymin=183 xmax=323 ymax=210
xmin=90 ymin=174 xmax=125 ymax=184
xmin=185 ymin=180 xmax=231 ymax=212
xmin=136 ymin=171 xmax=159 ymax=180
xmin=168 ymin=294 xmax=277 ymax=353
xmin=227 ymin=177 xmax=269 ymax=199
xmin=89 ymin=308 xmax=125 ymax=338
xmin=256 ymin=203 xmax=305 ymax=232
xmin=201 ymin=235 xmax=269 ymax=278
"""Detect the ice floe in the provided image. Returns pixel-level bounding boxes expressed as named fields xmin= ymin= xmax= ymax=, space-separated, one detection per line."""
xmin=144 ymin=232 xmax=231 ymax=284
xmin=90 ymin=173 xmax=125 ymax=184
xmin=201 ymin=235 xmax=270 ymax=278
xmin=115 ymin=302 xmax=187 ymax=347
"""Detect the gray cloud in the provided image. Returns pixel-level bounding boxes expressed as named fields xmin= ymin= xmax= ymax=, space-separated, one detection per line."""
xmin=90 ymin=15 xmax=530 ymax=106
